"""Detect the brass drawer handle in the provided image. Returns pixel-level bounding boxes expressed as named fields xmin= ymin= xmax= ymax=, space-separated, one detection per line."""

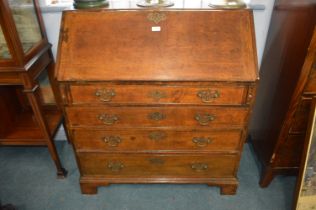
xmin=148 ymin=131 xmax=167 ymax=141
xmin=148 ymin=90 xmax=167 ymax=100
xmin=195 ymin=113 xmax=216 ymax=125
xmin=98 ymin=114 xmax=118 ymax=125
xmin=108 ymin=161 xmax=124 ymax=172
xmin=95 ymin=89 xmax=116 ymax=102
xmin=192 ymin=137 xmax=212 ymax=147
xmin=148 ymin=112 xmax=166 ymax=121
xmin=191 ymin=163 xmax=208 ymax=172
xmin=197 ymin=89 xmax=220 ymax=103
xmin=103 ymin=136 xmax=121 ymax=147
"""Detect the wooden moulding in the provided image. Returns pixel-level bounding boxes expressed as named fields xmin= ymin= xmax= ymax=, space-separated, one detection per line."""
xmin=80 ymin=177 xmax=238 ymax=195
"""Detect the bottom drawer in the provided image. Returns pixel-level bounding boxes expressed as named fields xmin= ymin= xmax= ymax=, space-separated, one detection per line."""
xmin=289 ymin=98 xmax=311 ymax=134
xmin=78 ymin=153 xmax=238 ymax=178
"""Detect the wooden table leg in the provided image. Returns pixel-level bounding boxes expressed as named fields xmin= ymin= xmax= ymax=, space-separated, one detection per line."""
xmin=25 ymin=84 xmax=67 ymax=178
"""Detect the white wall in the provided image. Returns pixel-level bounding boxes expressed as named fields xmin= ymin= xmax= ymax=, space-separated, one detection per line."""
xmin=42 ymin=12 xmax=63 ymax=60
xmin=41 ymin=1 xmax=275 ymax=140
xmin=250 ymin=0 xmax=275 ymax=66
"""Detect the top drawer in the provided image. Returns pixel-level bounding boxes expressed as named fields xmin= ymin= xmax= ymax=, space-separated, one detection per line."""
xmin=67 ymin=84 xmax=249 ymax=105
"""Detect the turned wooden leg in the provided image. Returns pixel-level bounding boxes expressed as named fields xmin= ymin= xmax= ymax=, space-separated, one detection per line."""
xmin=220 ymin=185 xmax=238 ymax=195
xmin=80 ymin=183 xmax=98 ymax=194
xmin=259 ymin=166 xmax=274 ymax=188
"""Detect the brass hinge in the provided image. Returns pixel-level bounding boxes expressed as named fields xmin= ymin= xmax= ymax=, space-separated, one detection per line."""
xmin=61 ymin=27 xmax=69 ymax=43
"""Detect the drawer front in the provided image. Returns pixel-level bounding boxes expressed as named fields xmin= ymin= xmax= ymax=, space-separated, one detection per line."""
xmin=66 ymin=106 xmax=249 ymax=128
xmin=73 ymin=129 xmax=243 ymax=152
xmin=274 ymin=134 xmax=304 ymax=168
xmin=78 ymin=153 xmax=237 ymax=178
xmin=303 ymin=60 xmax=316 ymax=93
xmin=289 ymin=98 xmax=311 ymax=134
xmin=69 ymin=84 xmax=248 ymax=105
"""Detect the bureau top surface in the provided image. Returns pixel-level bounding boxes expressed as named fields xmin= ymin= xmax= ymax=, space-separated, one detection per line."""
xmin=56 ymin=6 xmax=259 ymax=82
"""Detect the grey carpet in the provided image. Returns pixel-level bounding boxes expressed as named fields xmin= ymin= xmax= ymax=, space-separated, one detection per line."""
xmin=0 ymin=142 xmax=296 ymax=210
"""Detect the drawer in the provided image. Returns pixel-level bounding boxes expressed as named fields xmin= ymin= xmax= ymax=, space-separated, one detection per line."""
xmin=289 ymin=98 xmax=311 ymax=134
xmin=69 ymin=84 xmax=248 ymax=105
xmin=73 ymin=129 xmax=243 ymax=152
xmin=303 ymin=61 xmax=316 ymax=93
xmin=66 ymin=106 xmax=249 ymax=128
xmin=274 ymin=134 xmax=304 ymax=168
xmin=77 ymin=153 xmax=237 ymax=178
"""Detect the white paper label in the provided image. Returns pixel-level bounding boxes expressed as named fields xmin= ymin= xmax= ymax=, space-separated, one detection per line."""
xmin=151 ymin=26 xmax=161 ymax=32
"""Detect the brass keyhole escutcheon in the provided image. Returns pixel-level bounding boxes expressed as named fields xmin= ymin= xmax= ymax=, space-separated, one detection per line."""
xmin=148 ymin=131 xmax=167 ymax=141
xmin=147 ymin=12 xmax=167 ymax=24
xmin=108 ymin=161 xmax=124 ymax=172
xmin=148 ymin=90 xmax=167 ymax=101
xmin=148 ymin=112 xmax=166 ymax=121
xmin=191 ymin=163 xmax=208 ymax=172
xmin=148 ymin=158 xmax=165 ymax=165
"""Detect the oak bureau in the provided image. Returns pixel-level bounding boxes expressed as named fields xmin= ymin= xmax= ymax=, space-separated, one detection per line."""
xmin=55 ymin=1 xmax=259 ymax=195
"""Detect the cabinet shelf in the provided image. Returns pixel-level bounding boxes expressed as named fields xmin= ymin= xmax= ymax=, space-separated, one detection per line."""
xmin=0 ymin=108 xmax=63 ymax=145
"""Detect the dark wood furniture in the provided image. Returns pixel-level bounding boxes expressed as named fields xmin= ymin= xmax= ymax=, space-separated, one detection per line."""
xmin=293 ymin=96 xmax=316 ymax=210
xmin=0 ymin=0 xmax=67 ymax=178
xmin=56 ymin=2 xmax=258 ymax=194
xmin=249 ymin=0 xmax=316 ymax=187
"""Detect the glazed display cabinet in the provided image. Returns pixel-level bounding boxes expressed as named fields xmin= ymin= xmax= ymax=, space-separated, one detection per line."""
xmin=0 ymin=0 xmax=67 ymax=178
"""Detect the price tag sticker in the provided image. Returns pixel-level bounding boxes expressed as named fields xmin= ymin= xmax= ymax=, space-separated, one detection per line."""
xmin=151 ymin=26 xmax=161 ymax=32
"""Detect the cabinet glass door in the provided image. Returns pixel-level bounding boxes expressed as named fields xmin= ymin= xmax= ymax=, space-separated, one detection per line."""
xmin=8 ymin=0 xmax=42 ymax=54
xmin=0 ymin=27 xmax=11 ymax=59
xmin=294 ymin=98 xmax=316 ymax=209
